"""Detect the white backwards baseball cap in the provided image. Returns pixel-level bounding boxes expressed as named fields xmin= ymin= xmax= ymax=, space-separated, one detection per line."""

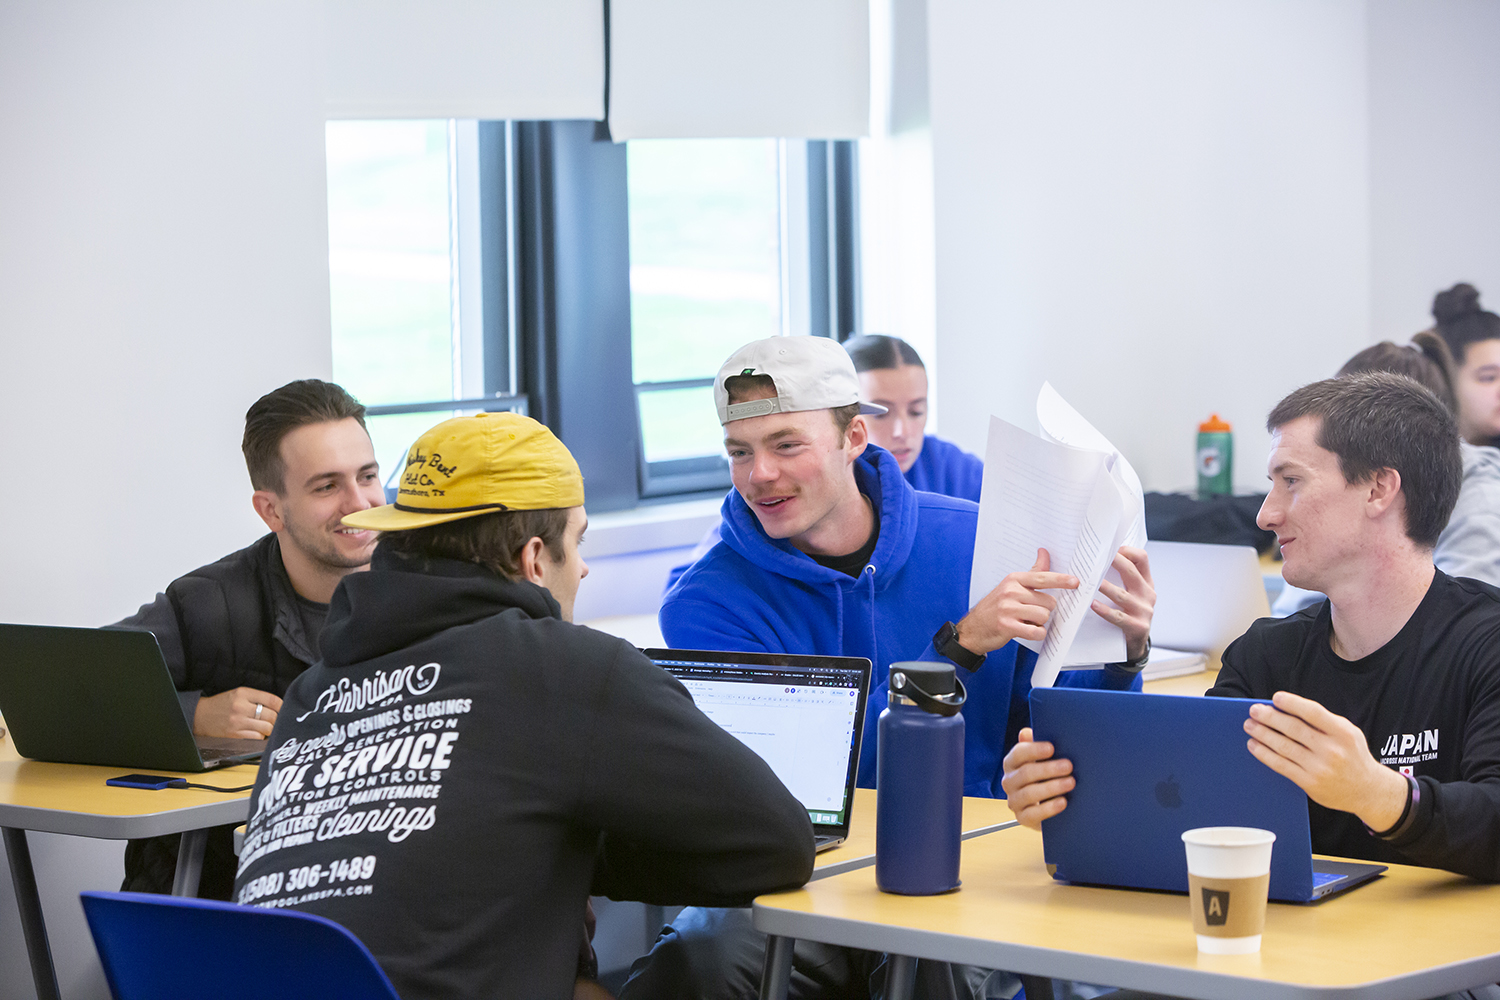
xmin=714 ymin=336 xmax=889 ymax=425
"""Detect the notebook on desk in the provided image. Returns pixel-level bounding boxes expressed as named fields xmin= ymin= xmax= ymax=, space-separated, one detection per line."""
xmin=1029 ymin=687 xmax=1386 ymax=902
xmin=0 ymin=624 xmax=264 ymax=772
xmin=644 ymin=648 xmax=870 ymax=853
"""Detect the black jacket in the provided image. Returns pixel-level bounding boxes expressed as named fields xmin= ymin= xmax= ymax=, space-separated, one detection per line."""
xmin=113 ymin=532 xmax=317 ymax=711
xmin=233 ymin=550 xmax=815 ymax=1000
xmin=111 ymin=533 xmax=318 ymax=898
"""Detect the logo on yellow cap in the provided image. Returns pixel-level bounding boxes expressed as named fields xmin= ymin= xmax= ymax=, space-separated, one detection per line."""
xmin=341 ymin=412 xmax=584 ymax=533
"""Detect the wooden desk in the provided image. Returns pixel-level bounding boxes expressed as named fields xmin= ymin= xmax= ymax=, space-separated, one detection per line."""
xmin=744 ymin=791 xmax=1014 ymax=995
xmin=639 ymin=790 xmax=1017 ymax=944
xmin=1144 ymin=669 xmax=1218 ymax=697
xmin=0 ymin=733 xmax=256 ymax=1000
xmin=754 ymin=823 xmax=1500 ymax=1000
xmin=811 ymin=788 xmax=1016 ymax=879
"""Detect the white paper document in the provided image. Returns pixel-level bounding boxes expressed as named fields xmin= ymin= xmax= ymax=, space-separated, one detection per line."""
xmin=968 ymin=386 xmax=1148 ymax=685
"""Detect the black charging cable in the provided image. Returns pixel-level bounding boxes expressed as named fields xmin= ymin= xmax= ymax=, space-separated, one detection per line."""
xmin=168 ymin=780 xmax=256 ymax=793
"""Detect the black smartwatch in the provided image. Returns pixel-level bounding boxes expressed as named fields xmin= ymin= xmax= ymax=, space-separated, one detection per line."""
xmin=932 ymin=621 xmax=984 ymax=671
xmin=1113 ymin=637 xmax=1152 ymax=675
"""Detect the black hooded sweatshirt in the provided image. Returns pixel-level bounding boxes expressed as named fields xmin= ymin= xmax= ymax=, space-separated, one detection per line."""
xmin=232 ymin=550 xmax=814 ymax=999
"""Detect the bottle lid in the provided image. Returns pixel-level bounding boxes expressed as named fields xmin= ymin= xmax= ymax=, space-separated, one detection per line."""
xmin=888 ymin=661 xmax=966 ymax=717
xmin=1198 ymin=413 xmax=1232 ymax=433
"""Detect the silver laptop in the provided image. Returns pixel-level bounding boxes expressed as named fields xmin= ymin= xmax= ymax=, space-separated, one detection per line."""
xmin=644 ymin=648 xmax=871 ymax=852
xmin=1145 ymin=540 xmax=1271 ymax=656
xmin=0 ymin=624 xmax=264 ymax=772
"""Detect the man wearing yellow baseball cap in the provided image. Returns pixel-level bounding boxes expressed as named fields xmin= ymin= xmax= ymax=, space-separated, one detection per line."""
xmin=231 ymin=412 xmax=814 ymax=1000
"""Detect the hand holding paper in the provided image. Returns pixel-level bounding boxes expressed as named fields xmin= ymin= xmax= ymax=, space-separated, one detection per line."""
xmin=955 ymin=548 xmax=1078 ymax=654
xmin=1091 ymin=546 xmax=1155 ymax=661
xmin=967 ymin=385 xmax=1155 ymax=685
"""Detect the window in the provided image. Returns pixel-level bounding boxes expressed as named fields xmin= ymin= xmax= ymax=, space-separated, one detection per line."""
xmin=629 ymin=138 xmax=782 ymax=493
xmin=624 ymin=138 xmax=862 ymax=498
xmin=325 ymin=121 xmax=856 ymax=511
xmin=325 ymin=119 xmax=521 ymax=490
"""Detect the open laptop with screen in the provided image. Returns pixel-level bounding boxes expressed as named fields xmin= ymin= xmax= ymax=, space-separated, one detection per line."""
xmin=1029 ymin=687 xmax=1386 ymax=903
xmin=644 ymin=648 xmax=871 ymax=852
xmin=0 ymin=623 xmax=265 ymax=772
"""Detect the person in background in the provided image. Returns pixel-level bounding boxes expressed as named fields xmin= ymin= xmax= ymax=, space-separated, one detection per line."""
xmin=1431 ymin=282 xmax=1500 ymax=448
xmin=232 ymin=412 xmax=814 ymax=1000
xmin=844 ymin=334 xmax=984 ymax=502
xmin=111 ymin=378 xmax=385 ymax=897
xmin=1274 ymin=330 xmax=1500 ymax=614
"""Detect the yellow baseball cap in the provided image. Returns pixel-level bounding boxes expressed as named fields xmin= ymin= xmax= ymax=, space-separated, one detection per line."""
xmin=342 ymin=412 xmax=584 ymax=532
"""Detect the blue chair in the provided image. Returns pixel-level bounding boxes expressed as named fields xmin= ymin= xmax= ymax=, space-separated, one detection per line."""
xmin=80 ymin=891 xmax=402 ymax=1000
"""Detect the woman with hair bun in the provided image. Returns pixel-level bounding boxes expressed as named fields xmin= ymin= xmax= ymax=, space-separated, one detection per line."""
xmin=843 ymin=334 xmax=985 ymax=502
xmin=1431 ymin=283 xmax=1500 ymax=447
xmin=1276 ymin=325 xmax=1500 ymax=614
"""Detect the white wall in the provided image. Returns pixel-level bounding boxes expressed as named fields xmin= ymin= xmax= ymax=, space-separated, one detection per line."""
xmin=0 ymin=2 xmax=334 ymax=628
xmin=0 ymin=5 xmax=331 ymax=996
xmin=927 ymin=1 xmax=1372 ymax=493
xmin=860 ymin=0 xmax=941 ymax=428
xmin=1367 ymin=0 xmax=1500 ymax=340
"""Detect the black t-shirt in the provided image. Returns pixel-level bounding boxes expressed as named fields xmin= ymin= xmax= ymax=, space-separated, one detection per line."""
xmin=1211 ymin=570 xmax=1500 ymax=880
xmin=295 ymin=594 xmax=328 ymax=659
xmin=808 ymin=501 xmax=880 ymax=579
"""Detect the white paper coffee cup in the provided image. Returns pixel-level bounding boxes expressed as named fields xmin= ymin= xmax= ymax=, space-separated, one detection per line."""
xmin=1181 ymin=827 xmax=1275 ymax=954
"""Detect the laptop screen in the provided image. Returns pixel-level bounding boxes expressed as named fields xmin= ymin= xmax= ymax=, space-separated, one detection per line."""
xmin=646 ymin=650 xmax=869 ymax=830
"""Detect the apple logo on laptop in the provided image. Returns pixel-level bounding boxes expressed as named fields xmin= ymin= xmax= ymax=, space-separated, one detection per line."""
xmin=1155 ymin=775 xmax=1182 ymax=808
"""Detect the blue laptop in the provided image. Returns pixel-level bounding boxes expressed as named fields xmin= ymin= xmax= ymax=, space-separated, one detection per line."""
xmin=1028 ymin=688 xmax=1386 ymax=903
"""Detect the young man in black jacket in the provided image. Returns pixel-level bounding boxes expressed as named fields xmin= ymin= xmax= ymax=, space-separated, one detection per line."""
xmin=112 ymin=378 xmax=385 ymax=895
xmin=1004 ymin=372 xmax=1500 ymax=882
xmin=232 ymin=411 xmax=815 ymax=1000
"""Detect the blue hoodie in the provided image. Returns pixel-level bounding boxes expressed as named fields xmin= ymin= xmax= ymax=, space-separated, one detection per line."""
xmin=904 ymin=434 xmax=985 ymax=502
xmin=660 ymin=446 xmax=1141 ymax=797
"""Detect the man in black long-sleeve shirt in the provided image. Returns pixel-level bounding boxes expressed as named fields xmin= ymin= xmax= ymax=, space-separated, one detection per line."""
xmin=1005 ymin=372 xmax=1500 ymax=882
xmin=232 ymin=412 xmax=814 ymax=999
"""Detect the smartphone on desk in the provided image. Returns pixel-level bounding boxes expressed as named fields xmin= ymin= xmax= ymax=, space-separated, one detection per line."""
xmin=106 ymin=774 xmax=182 ymax=790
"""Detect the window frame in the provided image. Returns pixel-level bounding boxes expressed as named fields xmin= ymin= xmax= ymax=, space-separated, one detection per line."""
xmin=330 ymin=119 xmax=861 ymax=514
xmin=512 ymin=125 xmax=862 ymax=510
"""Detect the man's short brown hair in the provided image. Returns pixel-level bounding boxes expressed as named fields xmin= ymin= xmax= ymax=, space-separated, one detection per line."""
xmin=242 ymin=380 xmax=368 ymax=493
xmin=1267 ymin=372 xmax=1461 ymax=548
xmin=724 ymin=374 xmax=862 ymax=443
xmin=377 ymin=508 xmax=572 ymax=582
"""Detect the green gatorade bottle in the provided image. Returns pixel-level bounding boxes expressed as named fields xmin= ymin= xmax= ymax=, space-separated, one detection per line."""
xmin=1196 ymin=414 xmax=1233 ymax=497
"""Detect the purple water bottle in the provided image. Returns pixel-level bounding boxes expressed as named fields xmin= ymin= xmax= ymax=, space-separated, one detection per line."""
xmin=876 ymin=661 xmax=966 ymax=894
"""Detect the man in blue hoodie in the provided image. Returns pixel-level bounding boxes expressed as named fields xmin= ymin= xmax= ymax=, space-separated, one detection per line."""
xmin=622 ymin=336 xmax=1155 ymax=1000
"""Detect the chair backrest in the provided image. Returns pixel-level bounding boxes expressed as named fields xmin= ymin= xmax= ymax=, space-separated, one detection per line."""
xmin=80 ymin=891 xmax=402 ymax=1000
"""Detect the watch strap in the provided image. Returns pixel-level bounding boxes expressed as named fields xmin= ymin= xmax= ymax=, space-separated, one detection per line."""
xmin=932 ymin=621 xmax=984 ymax=671
xmin=1111 ymin=637 xmax=1151 ymax=675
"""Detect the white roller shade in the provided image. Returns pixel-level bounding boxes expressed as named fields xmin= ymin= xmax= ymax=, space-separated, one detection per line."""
xmin=608 ymin=0 xmax=870 ymax=140
xmin=325 ymin=0 xmax=605 ymax=120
